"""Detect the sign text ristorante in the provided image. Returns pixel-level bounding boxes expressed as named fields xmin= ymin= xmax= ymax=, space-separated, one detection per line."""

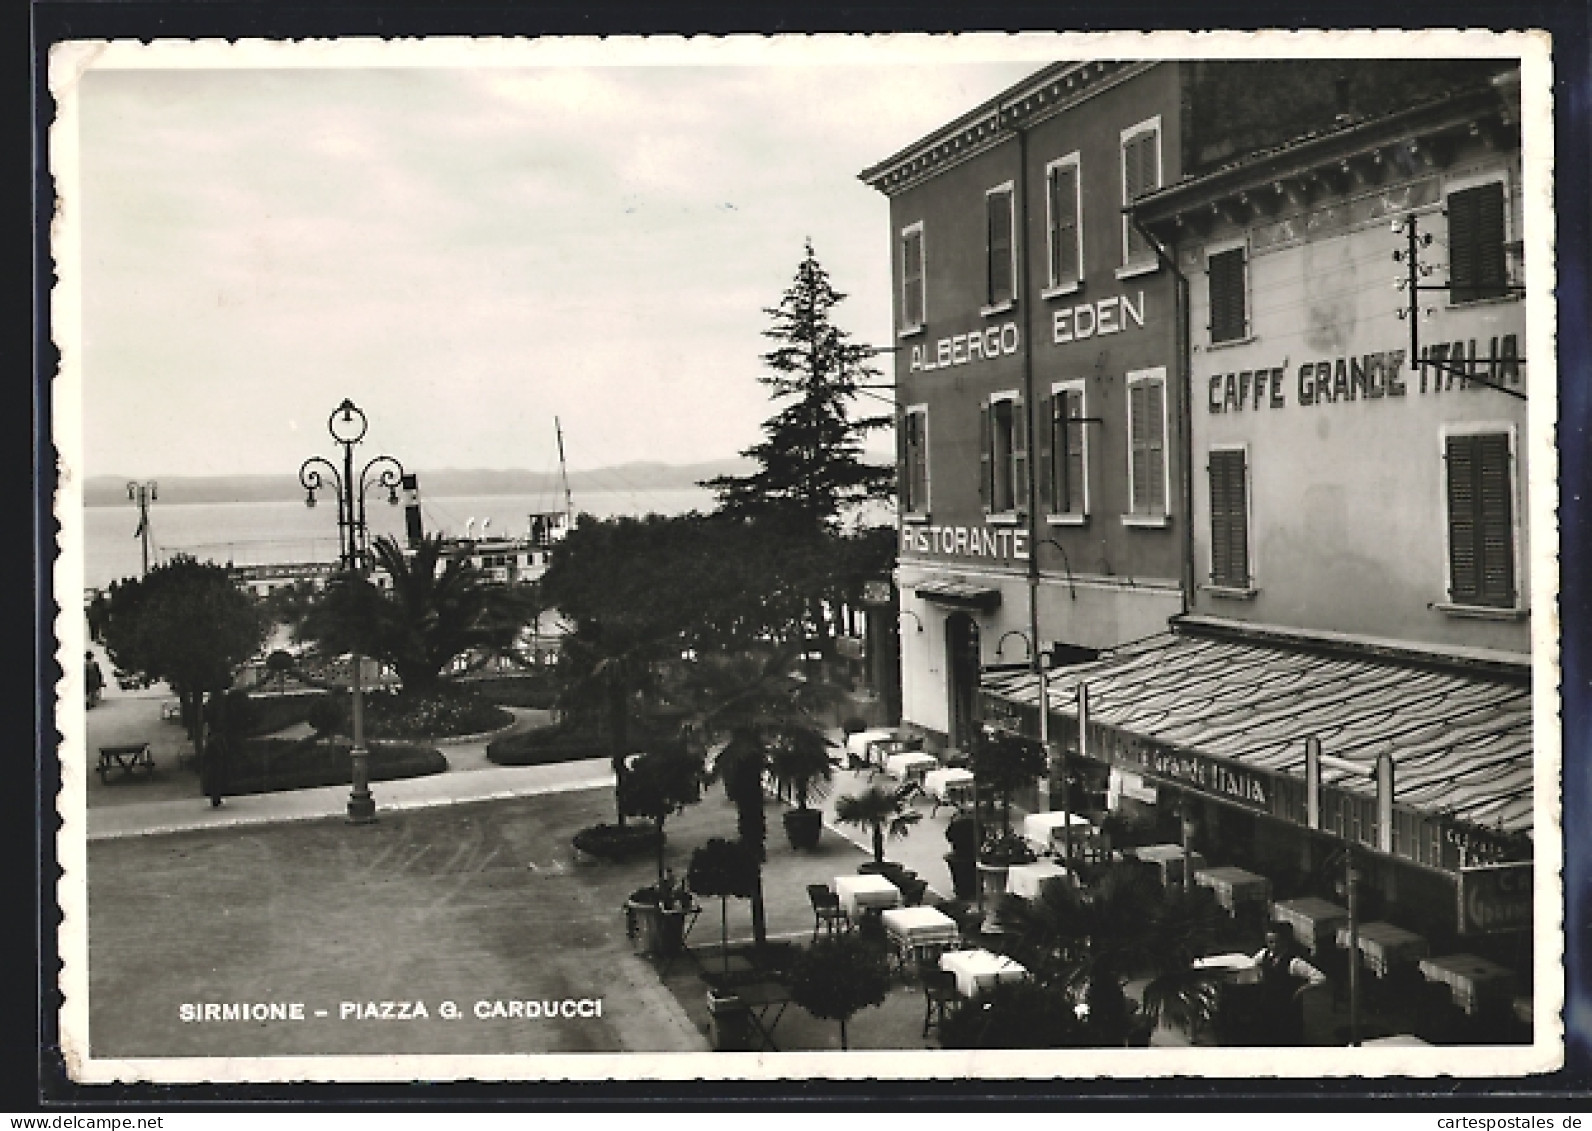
xmin=902 ymin=523 xmax=1029 ymax=562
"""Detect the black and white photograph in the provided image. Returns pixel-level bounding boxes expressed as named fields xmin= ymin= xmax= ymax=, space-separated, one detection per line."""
xmin=49 ymin=30 xmax=1562 ymax=1084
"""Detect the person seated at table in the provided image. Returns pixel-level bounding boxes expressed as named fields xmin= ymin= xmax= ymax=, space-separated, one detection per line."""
xmin=1252 ymin=925 xmax=1326 ymax=1045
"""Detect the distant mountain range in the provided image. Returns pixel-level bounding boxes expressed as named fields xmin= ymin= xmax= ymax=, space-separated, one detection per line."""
xmin=82 ymin=459 xmax=757 ymax=507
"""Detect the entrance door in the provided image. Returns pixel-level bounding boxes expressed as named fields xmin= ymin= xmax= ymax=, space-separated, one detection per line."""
xmin=945 ymin=613 xmax=981 ymax=751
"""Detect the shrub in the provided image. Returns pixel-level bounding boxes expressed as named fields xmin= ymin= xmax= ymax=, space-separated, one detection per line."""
xmin=241 ymin=691 xmax=330 ymax=736
xmin=460 ymin=672 xmax=560 ymax=709
xmin=572 ymin=821 xmax=661 ymax=861
xmin=213 ymin=737 xmax=446 ymax=796
xmin=938 ymin=981 xmax=1089 ymax=1049
xmin=306 ymin=686 xmax=513 ymax=740
xmin=788 ymin=933 xmax=891 ymax=1050
xmin=487 ymin=725 xmax=607 ymax=766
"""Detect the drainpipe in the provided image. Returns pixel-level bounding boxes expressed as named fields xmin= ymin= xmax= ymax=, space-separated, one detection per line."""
xmin=1129 ymin=209 xmax=1195 ymax=617
xmin=1004 ymin=106 xmax=1062 ymax=852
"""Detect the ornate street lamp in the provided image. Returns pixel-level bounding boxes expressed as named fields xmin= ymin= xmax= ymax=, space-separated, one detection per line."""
xmin=127 ymin=480 xmax=158 ymax=577
xmin=298 ymin=398 xmax=405 ymax=824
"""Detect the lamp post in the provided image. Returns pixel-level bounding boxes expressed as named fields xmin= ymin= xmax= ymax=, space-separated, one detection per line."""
xmin=127 ymin=480 xmax=158 ymax=577
xmin=298 ymin=398 xmax=405 ymax=824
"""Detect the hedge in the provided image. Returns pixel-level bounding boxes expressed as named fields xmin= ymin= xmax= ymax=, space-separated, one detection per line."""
xmin=215 ymin=737 xmax=447 ymax=796
xmin=458 ymin=674 xmax=560 ymax=710
xmin=485 ymin=725 xmax=606 ymax=767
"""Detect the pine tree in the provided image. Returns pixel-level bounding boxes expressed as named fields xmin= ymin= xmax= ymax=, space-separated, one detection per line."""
xmin=702 ymin=240 xmax=893 ymax=535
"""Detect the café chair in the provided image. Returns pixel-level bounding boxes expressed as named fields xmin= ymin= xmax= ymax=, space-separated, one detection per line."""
xmin=807 ymin=884 xmax=848 ymax=939
xmin=922 ymin=968 xmax=960 ymax=1039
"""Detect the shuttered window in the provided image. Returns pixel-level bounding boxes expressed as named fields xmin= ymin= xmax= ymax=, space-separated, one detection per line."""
xmin=1049 ymin=387 xmax=1086 ymax=516
xmin=1208 ymin=246 xmax=1248 ymax=344
xmin=902 ymin=224 xmax=925 ymax=329
xmin=1121 ymin=122 xmax=1161 ymax=267
xmin=1447 ymin=182 xmax=1508 ymax=305
xmin=1047 ymin=158 xmax=1081 ymax=289
xmin=901 ymin=407 xmax=929 ymax=516
xmin=986 ymin=186 xmax=1015 ymax=308
xmin=1445 ymin=431 xmax=1516 ymax=607
xmin=1208 ymin=448 xmax=1250 ymax=588
xmin=982 ymin=395 xmax=1025 ymax=515
xmin=1128 ymin=374 xmax=1167 ymax=516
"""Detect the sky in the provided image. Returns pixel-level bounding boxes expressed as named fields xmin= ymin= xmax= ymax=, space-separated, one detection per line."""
xmin=64 ymin=37 xmax=1059 ymax=479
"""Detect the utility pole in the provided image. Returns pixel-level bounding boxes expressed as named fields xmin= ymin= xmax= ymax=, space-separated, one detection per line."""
xmin=127 ymin=481 xmax=157 ymax=576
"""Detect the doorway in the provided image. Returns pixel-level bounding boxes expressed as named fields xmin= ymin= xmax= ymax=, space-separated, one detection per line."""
xmin=945 ymin=612 xmax=981 ymax=751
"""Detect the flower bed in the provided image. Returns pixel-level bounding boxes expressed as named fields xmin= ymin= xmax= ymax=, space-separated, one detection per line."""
xmin=306 ymin=686 xmax=513 ymax=740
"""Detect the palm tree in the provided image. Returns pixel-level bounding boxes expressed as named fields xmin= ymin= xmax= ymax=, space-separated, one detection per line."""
xmin=997 ymin=862 xmax=1223 ymax=1046
xmin=677 ymin=646 xmax=836 ymax=947
xmin=298 ymin=535 xmax=519 ymax=696
xmin=834 ymin=783 xmax=922 ymax=865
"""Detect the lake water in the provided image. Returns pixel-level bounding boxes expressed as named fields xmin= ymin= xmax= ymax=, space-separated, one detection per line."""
xmin=78 ymin=487 xmax=716 ymax=592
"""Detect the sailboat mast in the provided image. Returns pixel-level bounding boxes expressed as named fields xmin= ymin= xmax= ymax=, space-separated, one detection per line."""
xmin=554 ymin=416 xmax=574 ymax=526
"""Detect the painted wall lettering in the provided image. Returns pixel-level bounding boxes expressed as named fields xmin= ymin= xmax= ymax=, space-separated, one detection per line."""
xmin=1208 ymin=367 xmax=1288 ymax=413
xmin=902 ymin=524 xmax=1029 ymax=561
xmin=909 ymin=323 xmax=1020 ymax=373
xmin=1053 ymin=291 xmax=1147 ymax=344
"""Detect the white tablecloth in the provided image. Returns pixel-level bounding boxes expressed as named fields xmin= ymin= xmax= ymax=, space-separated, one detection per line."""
xmin=1337 ymin=921 xmax=1430 ymax=977
xmin=1272 ymin=897 xmax=1349 ymax=953
xmin=881 ymin=906 xmax=960 ymax=948
xmin=939 ymin=948 xmax=1028 ymax=998
xmin=1419 ymin=953 xmax=1517 ymax=1013
xmin=832 ymin=874 xmax=902 ymax=917
xmin=1022 ymin=811 xmax=1094 ymax=852
xmin=1129 ymin=844 xmax=1205 ymax=884
xmin=1005 ymin=860 xmax=1074 ymax=900
xmin=1194 ymin=866 xmax=1272 ymax=912
xmin=923 ymin=767 xmax=975 ymax=805
xmin=1193 ymin=952 xmax=1262 ymax=985
xmin=886 ymin=751 xmax=939 ymax=783
xmin=846 ymin=728 xmax=900 ymax=762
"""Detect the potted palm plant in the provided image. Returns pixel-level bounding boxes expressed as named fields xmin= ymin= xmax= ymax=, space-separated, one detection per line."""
xmin=769 ymin=729 xmax=834 ymax=850
xmin=618 ymin=743 xmax=705 ymax=958
xmin=977 ymin=828 xmax=1038 ymax=904
xmin=834 ymin=783 xmax=922 ymax=865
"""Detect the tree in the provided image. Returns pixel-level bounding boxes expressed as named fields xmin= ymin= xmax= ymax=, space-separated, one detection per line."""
xmin=970 ymin=727 xmax=1049 ymax=833
xmin=702 ymin=240 xmax=893 ymax=536
xmin=616 ymin=742 xmax=705 ymax=882
xmin=834 ymin=783 xmax=922 ymax=865
xmin=99 ymin=556 xmax=267 ymax=801
xmin=997 ymin=863 xmax=1224 ymax=1046
xmin=686 ymin=837 xmax=760 ymax=975
xmin=678 ymin=646 xmax=837 ymax=947
xmin=297 ymin=535 xmax=521 ymax=696
xmin=937 ymin=980 xmax=1092 ymax=1049
xmin=787 ymin=933 xmax=891 ymax=1050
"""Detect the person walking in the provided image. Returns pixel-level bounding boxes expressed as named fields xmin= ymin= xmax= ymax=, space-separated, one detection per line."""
xmin=85 ymin=652 xmax=105 ymax=708
xmin=1252 ymin=924 xmax=1326 ymax=1045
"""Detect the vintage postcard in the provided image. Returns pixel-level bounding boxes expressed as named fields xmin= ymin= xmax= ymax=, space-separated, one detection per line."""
xmin=49 ymin=29 xmax=1562 ymax=1085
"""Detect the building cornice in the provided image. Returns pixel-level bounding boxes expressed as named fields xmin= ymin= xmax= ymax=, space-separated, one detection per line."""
xmin=1134 ymin=82 xmax=1515 ymax=238
xmin=859 ymin=60 xmax=1159 ymax=197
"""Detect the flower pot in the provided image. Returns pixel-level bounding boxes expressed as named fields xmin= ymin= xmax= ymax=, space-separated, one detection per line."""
xmin=944 ymin=852 xmax=978 ymax=900
xmin=625 ymin=899 xmax=692 ymax=957
xmin=782 ymin=808 xmax=823 ymax=851
xmin=976 ymin=861 xmax=1011 ymax=901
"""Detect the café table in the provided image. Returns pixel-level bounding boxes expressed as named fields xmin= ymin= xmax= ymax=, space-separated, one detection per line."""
xmin=939 ymin=948 xmax=1028 ymax=999
xmin=882 ymin=906 xmax=960 ymax=970
xmin=1336 ymin=921 xmax=1430 ymax=978
xmin=1271 ymin=897 xmax=1350 ymax=954
xmin=1128 ymin=844 xmax=1205 ymax=886
xmin=1021 ymin=811 xmax=1096 ymax=855
xmin=923 ymin=767 xmax=975 ymax=814
xmin=1194 ymin=866 xmax=1272 ymax=914
xmin=845 ymin=728 xmax=899 ymax=766
xmin=1418 ymin=953 xmax=1518 ymax=1015
xmin=886 ymin=750 xmax=939 ymax=787
xmin=832 ymin=873 xmax=902 ymax=918
xmin=1193 ymin=951 xmax=1262 ymax=985
xmin=1005 ymin=860 xmax=1075 ymax=901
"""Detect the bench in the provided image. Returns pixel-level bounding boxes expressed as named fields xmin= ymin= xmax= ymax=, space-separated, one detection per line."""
xmin=98 ymin=742 xmax=155 ymax=783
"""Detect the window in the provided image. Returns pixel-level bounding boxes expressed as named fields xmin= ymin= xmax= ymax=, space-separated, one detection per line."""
xmin=1447 ymin=180 xmax=1508 ymax=304
xmin=979 ymin=392 xmax=1026 ymax=516
xmin=1042 ymin=381 xmax=1088 ymax=520
xmin=1120 ymin=118 xmax=1162 ymax=270
xmin=900 ymin=405 xmax=930 ymax=517
xmin=1126 ymin=369 xmax=1168 ymax=520
xmin=1045 ymin=155 xmax=1082 ymax=292
xmin=1207 ymin=245 xmax=1248 ymax=344
xmin=1208 ymin=447 xmax=1250 ymax=588
xmin=985 ymin=184 xmax=1016 ymax=310
xmin=901 ymin=222 xmax=926 ymax=332
xmin=1444 ymin=430 xmax=1516 ymax=608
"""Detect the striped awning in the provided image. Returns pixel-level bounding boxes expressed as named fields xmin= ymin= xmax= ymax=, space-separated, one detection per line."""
xmin=980 ymin=632 xmax=1534 ymax=838
xmin=914 ymin=578 xmax=1002 ymax=611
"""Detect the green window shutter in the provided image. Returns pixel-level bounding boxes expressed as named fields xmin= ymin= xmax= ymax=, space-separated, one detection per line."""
xmin=988 ymin=190 xmax=1014 ymax=306
xmin=1144 ymin=380 xmax=1166 ymax=513
xmin=1050 ymin=165 xmax=1079 ymax=286
xmin=1446 ymin=434 xmax=1480 ymax=602
xmin=896 ymin=409 xmax=910 ymax=511
xmin=1209 ymin=449 xmax=1249 ymax=587
xmin=1208 ymin=247 xmax=1247 ymax=343
xmin=1123 ymin=130 xmax=1157 ymax=264
xmin=1129 ymin=383 xmax=1148 ymax=513
xmin=903 ymin=229 xmax=924 ymax=325
xmin=1065 ymin=390 xmax=1086 ymax=515
xmin=1036 ymin=394 xmax=1053 ymax=510
xmin=978 ymin=403 xmax=992 ymax=513
xmin=1011 ymin=394 xmax=1028 ymax=516
xmin=1478 ymin=432 xmax=1515 ymax=604
xmin=1448 ymin=183 xmax=1507 ymax=304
